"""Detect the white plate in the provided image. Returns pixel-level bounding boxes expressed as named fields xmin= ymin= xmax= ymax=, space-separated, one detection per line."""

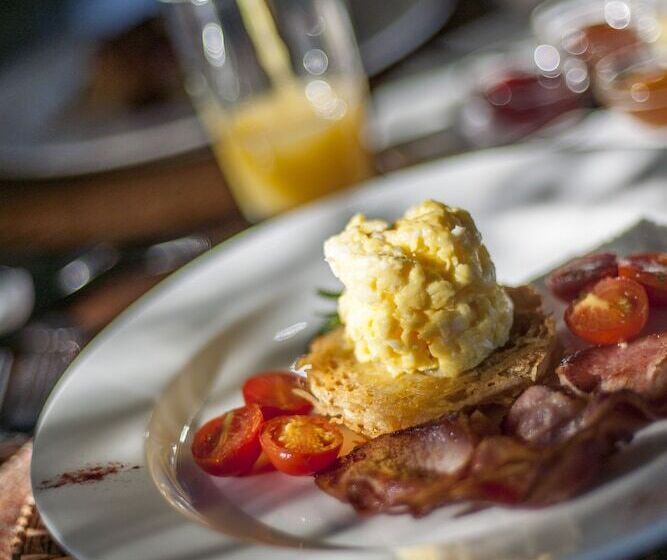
xmin=32 ymin=145 xmax=667 ymax=560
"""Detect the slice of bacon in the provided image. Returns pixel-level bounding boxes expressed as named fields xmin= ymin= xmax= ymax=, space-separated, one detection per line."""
xmin=315 ymin=418 xmax=478 ymax=515
xmin=522 ymin=390 xmax=657 ymax=506
xmin=504 ymin=386 xmax=657 ymax=447
xmin=504 ymin=386 xmax=585 ymax=447
xmin=556 ymin=332 xmax=667 ymax=402
xmin=316 ymin=387 xmax=656 ymax=515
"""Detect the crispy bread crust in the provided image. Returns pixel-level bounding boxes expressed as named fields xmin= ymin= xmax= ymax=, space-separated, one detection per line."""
xmin=299 ymin=286 xmax=556 ymax=438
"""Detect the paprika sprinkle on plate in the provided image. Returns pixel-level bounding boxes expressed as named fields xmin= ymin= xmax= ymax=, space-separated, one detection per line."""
xmin=39 ymin=463 xmax=141 ymax=489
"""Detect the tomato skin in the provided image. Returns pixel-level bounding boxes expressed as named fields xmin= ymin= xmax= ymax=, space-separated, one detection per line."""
xmin=565 ymin=277 xmax=649 ymax=345
xmin=260 ymin=415 xmax=343 ymax=476
xmin=618 ymin=253 xmax=667 ymax=306
xmin=547 ymin=253 xmax=618 ymax=301
xmin=191 ymin=404 xmax=263 ymax=476
xmin=242 ymin=372 xmax=312 ymax=419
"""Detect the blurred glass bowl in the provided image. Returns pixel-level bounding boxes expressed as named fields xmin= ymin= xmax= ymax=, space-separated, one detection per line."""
xmin=596 ymin=43 xmax=667 ymax=125
xmin=459 ymin=42 xmax=592 ymax=147
xmin=532 ymin=0 xmax=660 ymax=65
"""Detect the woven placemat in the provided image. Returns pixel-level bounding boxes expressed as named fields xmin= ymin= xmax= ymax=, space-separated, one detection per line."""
xmin=0 ymin=442 xmax=68 ymax=560
xmin=12 ymin=501 xmax=69 ymax=560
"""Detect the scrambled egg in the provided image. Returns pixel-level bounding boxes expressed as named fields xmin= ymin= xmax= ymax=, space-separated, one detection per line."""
xmin=324 ymin=200 xmax=513 ymax=378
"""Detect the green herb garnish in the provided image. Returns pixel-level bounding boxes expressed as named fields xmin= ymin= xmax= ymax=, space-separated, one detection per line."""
xmin=316 ymin=288 xmax=342 ymax=336
xmin=318 ymin=312 xmax=342 ymax=335
xmin=316 ymin=288 xmax=342 ymax=300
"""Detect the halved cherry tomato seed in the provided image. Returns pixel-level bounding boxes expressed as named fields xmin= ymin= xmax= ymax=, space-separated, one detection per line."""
xmin=260 ymin=415 xmax=343 ymax=476
xmin=191 ymin=404 xmax=263 ymax=476
xmin=619 ymin=253 xmax=667 ymax=306
xmin=547 ymin=252 xmax=618 ymax=301
xmin=243 ymin=372 xmax=312 ymax=419
xmin=565 ymin=277 xmax=649 ymax=345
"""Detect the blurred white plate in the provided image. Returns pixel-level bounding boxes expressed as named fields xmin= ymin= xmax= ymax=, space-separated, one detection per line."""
xmin=0 ymin=38 xmax=206 ymax=179
xmin=32 ymin=145 xmax=667 ymax=560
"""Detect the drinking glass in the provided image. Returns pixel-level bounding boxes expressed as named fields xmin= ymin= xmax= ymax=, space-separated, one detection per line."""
xmin=165 ymin=0 xmax=375 ymax=221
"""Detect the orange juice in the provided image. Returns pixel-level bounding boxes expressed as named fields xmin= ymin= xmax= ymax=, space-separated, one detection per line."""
xmin=202 ymin=80 xmax=374 ymax=219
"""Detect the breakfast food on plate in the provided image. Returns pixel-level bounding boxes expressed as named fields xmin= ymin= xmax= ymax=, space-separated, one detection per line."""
xmin=557 ymin=332 xmax=667 ymax=401
xmin=191 ymin=371 xmax=344 ymax=476
xmin=314 ymin=247 xmax=667 ymax=514
xmin=259 ymin=415 xmax=343 ymax=476
xmin=546 ymin=252 xmax=618 ymax=301
xmin=191 ymin=404 xmax=264 ymax=476
xmin=316 ymin=328 xmax=667 ymax=515
xmin=303 ymin=286 xmax=554 ymax=437
xmin=299 ymin=200 xmax=555 ymax=437
xmin=323 ymin=200 xmax=515 ymax=378
xmin=547 ymin=250 xmax=666 ymax=345
xmin=618 ymin=253 xmax=667 ymax=305
xmin=315 ymin=386 xmax=658 ymax=515
xmin=564 ymin=277 xmax=649 ymax=345
xmin=242 ymin=372 xmax=313 ymax=419
xmin=189 ymin=204 xmax=667 ymax=520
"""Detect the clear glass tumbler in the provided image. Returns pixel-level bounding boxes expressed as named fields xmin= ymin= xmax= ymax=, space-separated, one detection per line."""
xmin=165 ymin=0 xmax=375 ymax=221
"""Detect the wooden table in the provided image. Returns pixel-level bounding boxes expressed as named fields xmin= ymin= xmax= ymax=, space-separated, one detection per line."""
xmin=0 ymin=150 xmax=240 ymax=255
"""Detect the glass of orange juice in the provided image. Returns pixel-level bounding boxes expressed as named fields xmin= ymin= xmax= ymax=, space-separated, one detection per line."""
xmin=165 ymin=0 xmax=375 ymax=221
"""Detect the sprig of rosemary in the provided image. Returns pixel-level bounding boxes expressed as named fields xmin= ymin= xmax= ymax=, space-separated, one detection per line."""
xmin=318 ymin=313 xmax=342 ymax=334
xmin=316 ymin=288 xmax=342 ymax=335
xmin=316 ymin=288 xmax=342 ymax=300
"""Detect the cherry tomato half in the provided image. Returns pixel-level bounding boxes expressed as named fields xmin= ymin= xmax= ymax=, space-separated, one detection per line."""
xmin=259 ymin=415 xmax=343 ymax=476
xmin=618 ymin=253 xmax=667 ymax=306
xmin=547 ymin=252 xmax=618 ymax=301
xmin=565 ymin=277 xmax=649 ymax=345
xmin=191 ymin=404 xmax=263 ymax=476
xmin=242 ymin=372 xmax=312 ymax=419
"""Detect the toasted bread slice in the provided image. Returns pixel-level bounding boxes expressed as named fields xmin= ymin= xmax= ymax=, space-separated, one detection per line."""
xmin=299 ymin=285 xmax=556 ymax=438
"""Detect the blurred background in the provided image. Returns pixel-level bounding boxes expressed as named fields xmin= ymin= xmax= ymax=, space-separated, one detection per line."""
xmin=5 ymin=0 xmax=667 ymax=431
xmin=2 ymin=0 xmax=667 ymax=556
xmin=0 ymin=0 xmax=496 ymax=437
